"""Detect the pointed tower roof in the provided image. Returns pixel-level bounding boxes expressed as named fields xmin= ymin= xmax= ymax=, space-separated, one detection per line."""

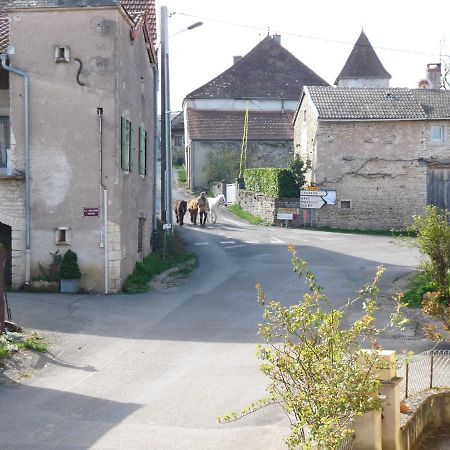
xmin=186 ymin=35 xmax=329 ymax=100
xmin=335 ymin=31 xmax=391 ymax=84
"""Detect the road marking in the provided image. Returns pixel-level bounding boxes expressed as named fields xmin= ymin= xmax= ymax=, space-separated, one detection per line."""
xmin=223 ymin=226 xmax=239 ymax=230
xmin=245 ymin=240 xmax=259 ymax=244
xmin=224 ymin=245 xmax=246 ymax=249
xmin=220 ymin=241 xmax=235 ymax=244
xmin=270 ymin=237 xmax=285 ymax=244
xmin=194 ymin=242 xmax=209 ymax=246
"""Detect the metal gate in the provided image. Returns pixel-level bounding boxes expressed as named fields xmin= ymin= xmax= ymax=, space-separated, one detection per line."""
xmin=427 ymin=165 xmax=450 ymax=210
xmin=226 ymin=183 xmax=237 ymax=204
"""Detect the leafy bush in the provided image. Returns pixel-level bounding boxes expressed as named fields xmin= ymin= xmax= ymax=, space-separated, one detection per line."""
xmin=219 ymin=246 xmax=406 ymax=449
xmin=60 ymin=249 xmax=81 ymax=280
xmin=244 ymin=168 xmax=297 ymax=197
xmin=401 ymin=205 xmax=450 ymax=300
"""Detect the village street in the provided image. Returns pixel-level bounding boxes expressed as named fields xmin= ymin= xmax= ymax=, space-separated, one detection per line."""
xmin=0 ymin=200 xmax=436 ymax=450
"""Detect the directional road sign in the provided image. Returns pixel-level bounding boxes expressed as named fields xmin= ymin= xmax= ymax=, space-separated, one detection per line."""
xmin=300 ymin=189 xmax=336 ymax=209
xmin=300 ymin=196 xmax=326 ymax=209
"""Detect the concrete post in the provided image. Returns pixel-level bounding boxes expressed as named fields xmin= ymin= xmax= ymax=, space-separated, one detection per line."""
xmin=380 ymin=377 xmax=402 ymax=450
xmin=353 ymin=350 xmax=401 ymax=450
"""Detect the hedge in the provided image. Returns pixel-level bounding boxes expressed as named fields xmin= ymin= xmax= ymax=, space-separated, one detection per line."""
xmin=244 ymin=168 xmax=298 ymax=198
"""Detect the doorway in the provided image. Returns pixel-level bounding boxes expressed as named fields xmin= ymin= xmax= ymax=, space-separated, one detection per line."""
xmin=0 ymin=223 xmax=12 ymax=286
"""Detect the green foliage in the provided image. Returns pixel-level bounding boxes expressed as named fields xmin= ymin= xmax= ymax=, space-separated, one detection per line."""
xmin=401 ymin=271 xmax=436 ymax=307
xmin=228 ymin=204 xmax=265 ymax=225
xmin=219 ymin=246 xmax=406 ymax=449
xmin=124 ymin=229 xmax=196 ymax=293
xmin=0 ymin=331 xmax=47 ymax=360
xmin=60 ymin=249 xmax=81 ymax=280
xmin=244 ymin=168 xmax=298 ymax=198
xmin=204 ymin=148 xmax=240 ymax=183
xmin=35 ymin=250 xmax=63 ymax=282
xmin=401 ymin=206 xmax=450 ymax=299
xmin=287 ymin=155 xmax=311 ymax=195
xmin=175 ymin=164 xmax=186 ymax=184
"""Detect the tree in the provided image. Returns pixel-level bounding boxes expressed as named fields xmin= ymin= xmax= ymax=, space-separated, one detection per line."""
xmin=204 ymin=148 xmax=240 ymax=183
xmin=60 ymin=249 xmax=81 ymax=280
xmin=287 ymin=155 xmax=311 ymax=196
xmin=400 ymin=205 xmax=450 ymax=341
xmin=219 ymin=246 xmax=405 ymax=449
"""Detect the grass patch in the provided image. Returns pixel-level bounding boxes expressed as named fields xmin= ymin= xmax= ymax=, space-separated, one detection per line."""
xmin=123 ymin=229 xmax=196 ymax=294
xmin=228 ymin=204 xmax=266 ymax=225
xmin=174 ymin=164 xmax=186 ymax=184
xmin=0 ymin=331 xmax=47 ymax=360
xmin=400 ymin=271 xmax=436 ymax=308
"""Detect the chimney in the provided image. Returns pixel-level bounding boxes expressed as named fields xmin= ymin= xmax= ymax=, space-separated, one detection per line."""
xmin=426 ymin=63 xmax=441 ymax=89
xmin=233 ymin=56 xmax=242 ymax=64
xmin=271 ymin=34 xmax=281 ymax=45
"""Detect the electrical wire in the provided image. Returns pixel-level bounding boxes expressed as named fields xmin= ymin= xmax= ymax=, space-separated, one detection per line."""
xmin=171 ymin=10 xmax=449 ymax=59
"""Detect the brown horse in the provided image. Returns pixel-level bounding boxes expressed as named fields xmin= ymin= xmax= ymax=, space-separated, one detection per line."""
xmin=174 ymin=200 xmax=187 ymax=226
xmin=187 ymin=198 xmax=199 ymax=224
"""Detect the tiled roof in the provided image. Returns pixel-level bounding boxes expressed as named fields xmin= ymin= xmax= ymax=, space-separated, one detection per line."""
xmin=305 ymin=86 xmax=450 ymax=120
xmin=187 ymin=109 xmax=294 ymax=141
xmin=0 ymin=6 xmax=9 ymax=53
xmin=335 ymin=31 xmax=391 ymax=83
xmin=186 ymin=35 xmax=329 ymax=101
xmin=171 ymin=111 xmax=184 ymax=130
xmin=2 ymin=1 xmax=157 ymax=58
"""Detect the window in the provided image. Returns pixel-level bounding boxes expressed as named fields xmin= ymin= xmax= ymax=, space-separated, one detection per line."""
xmin=340 ymin=200 xmax=352 ymax=209
xmin=0 ymin=117 xmax=10 ymax=169
xmin=55 ymin=46 xmax=70 ymax=63
xmin=54 ymin=227 xmax=71 ymax=245
xmin=175 ymin=135 xmax=183 ymax=146
xmin=138 ymin=127 xmax=147 ymax=176
xmin=121 ymin=117 xmax=134 ymax=172
xmin=431 ymin=125 xmax=445 ymax=142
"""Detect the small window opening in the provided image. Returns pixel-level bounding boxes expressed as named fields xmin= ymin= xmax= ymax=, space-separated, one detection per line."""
xmin=340 ymin=200 xmax=352 ymax=209
xmin=55 ymin=227 xmax=71 ymax=244
xmin=431 ymin=125 xmax=444 ymax=142
xmin=55 ymin=46 xmax=70 ymax=63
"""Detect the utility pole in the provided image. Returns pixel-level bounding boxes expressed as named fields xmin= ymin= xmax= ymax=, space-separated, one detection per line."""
xmin=160 ymin=6 xmax=168 ymax=226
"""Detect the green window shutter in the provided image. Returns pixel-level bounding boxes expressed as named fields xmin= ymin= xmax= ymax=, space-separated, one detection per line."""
xmin=129 ymin=121 xmax=134 ymax=172
xmin=138 ymin=127 xmax=144 ymax=176
xmin=144 ymin=131 xmax=148 ymax=176
xmin=121 ymin=116 xmax=127 ymax=170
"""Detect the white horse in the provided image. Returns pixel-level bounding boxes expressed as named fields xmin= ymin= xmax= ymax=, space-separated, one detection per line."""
xmin=208 ymin=194 xmax=226 ymax=224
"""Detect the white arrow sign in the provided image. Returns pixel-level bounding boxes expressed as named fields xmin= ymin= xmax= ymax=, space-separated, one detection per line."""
xmin=300 ymin=190 xmax=327 ymax=196
xmin=300 ymin=196 xmax=326 ymax=209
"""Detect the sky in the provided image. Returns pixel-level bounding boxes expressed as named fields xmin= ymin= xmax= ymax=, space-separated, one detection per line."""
xmin=158 ymin=0 xmax=450 ymax=112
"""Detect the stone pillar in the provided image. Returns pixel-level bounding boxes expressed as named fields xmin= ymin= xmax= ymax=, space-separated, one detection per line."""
xmin=353 ymin=350 xmax=401 ymax=450
xmin=353 ymin=409 xmax=382 ymax=450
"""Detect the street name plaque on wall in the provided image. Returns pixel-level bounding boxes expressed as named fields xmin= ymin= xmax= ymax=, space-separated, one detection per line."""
xmin=83 ymin=207 xmax=100 ymax=217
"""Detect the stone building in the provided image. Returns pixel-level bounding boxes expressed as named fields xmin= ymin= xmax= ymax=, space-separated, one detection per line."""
xmin=0 ymin=0 xmax=158 ymax=292
xmin=183 ymin=34 xmax=329 ymax=191
xmin=294 ymin=86 xmax=450 ymax=230
xmin=171 ymin=111 xmax=184 ymax=165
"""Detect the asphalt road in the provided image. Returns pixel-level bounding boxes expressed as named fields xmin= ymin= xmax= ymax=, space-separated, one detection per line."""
xmin=0 ymin=201 xmax=432 ymax=450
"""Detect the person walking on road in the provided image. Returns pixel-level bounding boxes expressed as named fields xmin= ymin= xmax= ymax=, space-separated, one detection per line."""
xmin=197 ymin=192 xmax=209 ymax=227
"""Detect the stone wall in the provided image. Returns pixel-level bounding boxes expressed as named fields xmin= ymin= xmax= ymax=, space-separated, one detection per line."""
xmin=293 ymin=96 xmax=450 ymax=230
xmin=401 ymin=391 xmax=450 ymax=450
xmin=190 ymin=140 xmax=294 ymax=190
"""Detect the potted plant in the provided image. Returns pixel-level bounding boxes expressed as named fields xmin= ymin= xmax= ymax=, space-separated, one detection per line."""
xmin=59 ymin=249 xmax=81 ymax=293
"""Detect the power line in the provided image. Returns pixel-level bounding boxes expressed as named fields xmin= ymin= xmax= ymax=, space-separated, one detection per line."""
xmin=172 ymin=10 xmax=450 ymax=59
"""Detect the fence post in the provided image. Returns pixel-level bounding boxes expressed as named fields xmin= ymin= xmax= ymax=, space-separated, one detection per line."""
xmin=430 ymin=352 xmax=434 ymax=389
xmin=405 ymin=362 xmax=409 ymax=399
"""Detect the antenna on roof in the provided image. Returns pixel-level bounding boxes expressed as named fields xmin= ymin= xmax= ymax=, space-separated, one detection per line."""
xmin=267 ymin=27 xmax=270 ymax=37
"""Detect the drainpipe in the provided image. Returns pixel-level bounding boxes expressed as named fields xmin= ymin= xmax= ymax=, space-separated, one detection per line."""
xmin=0 ymin=55 xmax=31 ymax=285
xmin=97 ymin=108 xmax=108 ymax=294
xmin=151 ymin=64 xmax=158 ymax=231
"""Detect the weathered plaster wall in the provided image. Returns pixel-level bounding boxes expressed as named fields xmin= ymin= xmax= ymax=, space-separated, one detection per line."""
xmin=0 ymin=89 xmax=9 ymax=116
xmin=8 ymin=7 xmax=155 ymax=291
xmin=191 ymin=140 xmax=294 ymax=190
